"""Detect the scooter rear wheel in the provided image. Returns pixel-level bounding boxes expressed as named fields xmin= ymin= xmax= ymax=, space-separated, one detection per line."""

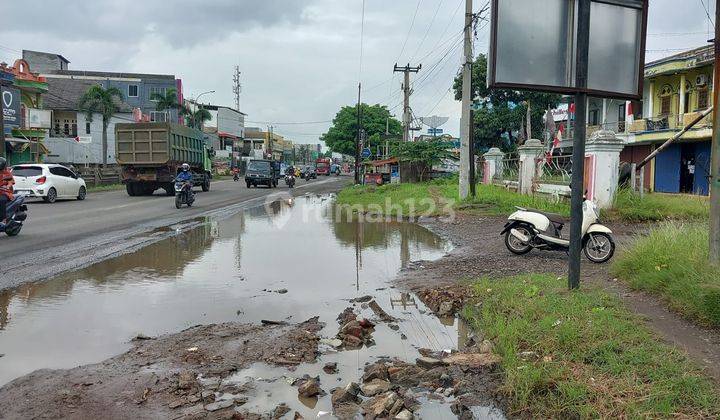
xmin=505 ymin=227 xmax=533 ymax=255
xmin=5 ymin=223 xmax=22 ymax=236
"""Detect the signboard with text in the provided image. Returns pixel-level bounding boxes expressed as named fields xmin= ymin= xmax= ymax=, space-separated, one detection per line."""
xmin=2 ymin=86 xmax=21 ymax=134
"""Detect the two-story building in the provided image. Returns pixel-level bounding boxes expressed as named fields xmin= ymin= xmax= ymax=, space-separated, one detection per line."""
xmin=1 ymin=59 xmax=50 ymax=165
xmin=620 ymin=45 xmax=714 ymax=195
xmin=24 ymin=50 xmax=183 ymax=164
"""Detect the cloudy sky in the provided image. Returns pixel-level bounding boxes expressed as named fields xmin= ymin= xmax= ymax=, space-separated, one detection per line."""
xmin=0 ymin=0 xmax=715 ymax=144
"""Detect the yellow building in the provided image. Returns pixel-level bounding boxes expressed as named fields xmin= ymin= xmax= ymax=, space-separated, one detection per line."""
xmin=619 ymin=45 xmax=714 ymax=195
xmin=244 ymin=127 xmax=293 ymax=161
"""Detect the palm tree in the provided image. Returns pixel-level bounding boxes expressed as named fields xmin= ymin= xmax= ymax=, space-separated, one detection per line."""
xmin=151 ymin=88 xmax=182 ymax=122
xmin=78 ymin=85 xmax=124 ymax=165
xmin=180 ymin=104 xmax=212 ymax=129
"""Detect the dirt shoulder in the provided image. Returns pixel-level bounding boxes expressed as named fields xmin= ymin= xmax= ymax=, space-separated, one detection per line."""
xmin=398 ymin=213 xmax=720 ymax=383
xmin=0 ymin=319 xmax=323 ymax=419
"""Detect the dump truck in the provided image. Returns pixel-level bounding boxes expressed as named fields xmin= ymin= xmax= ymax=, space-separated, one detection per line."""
xmin=116 ymin=123 xmax=213 ymax=196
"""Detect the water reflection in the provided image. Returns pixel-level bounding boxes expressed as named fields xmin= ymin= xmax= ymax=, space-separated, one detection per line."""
xmin=0 ymin=195 xmax=450 ymax=386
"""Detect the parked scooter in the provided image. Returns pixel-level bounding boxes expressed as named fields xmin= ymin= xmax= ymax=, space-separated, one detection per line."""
xmin=174 ymin=181 xmax=195 ymax=209
xmin=285 ymin=173 xmax=296 ymax=188
xmin=0 ymin=193 xmax=28 ymax=237
xmin=500 ymin=199 xmax=615 ymax=263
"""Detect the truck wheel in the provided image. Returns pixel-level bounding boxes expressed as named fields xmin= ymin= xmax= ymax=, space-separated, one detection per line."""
xmin=126 ymin=183 xmax=136 ymax=197
xmin=246 ymin=181 xmax=251 ymax=188
xmin=202 ymin=176 xmax=210 ymax=192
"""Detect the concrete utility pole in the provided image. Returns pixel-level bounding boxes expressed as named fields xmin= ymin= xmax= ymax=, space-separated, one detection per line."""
xmin=710 ymin=0 xmax=720 ymax=264
xmin=459 ymin=0 xmax=473 ymax=199
xmin=393 ymin=64 xmax=421 ymax=142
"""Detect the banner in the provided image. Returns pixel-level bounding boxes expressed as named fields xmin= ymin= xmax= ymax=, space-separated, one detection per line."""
xmin=2 ymin=86 xmax=21 ymax=134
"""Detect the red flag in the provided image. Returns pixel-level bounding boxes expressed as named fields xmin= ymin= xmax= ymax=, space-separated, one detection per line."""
xmin=569 ymin=103 xmax=575 ymax=114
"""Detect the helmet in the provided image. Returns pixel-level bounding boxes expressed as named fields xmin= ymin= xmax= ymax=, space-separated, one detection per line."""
xmin=181 ymin=163 xmax=190 ymax=171
xmin=0 ymin=157 xmax=6 ymax=171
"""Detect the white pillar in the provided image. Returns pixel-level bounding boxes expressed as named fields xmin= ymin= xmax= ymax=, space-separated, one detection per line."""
xmin=585 ymin=130 xmax=625 ymax=209
xmin=483 ymin=147 xmax=504 ymax=184
xmin=517 ymin=139 xmax=544 ymax=195
xmin=601 ymin=99 xmax=608 ymax=127
xmin=648 ymin=81 xmax=655 ymax=116
xmin=679 ymin=74 xmax=686 ymax=115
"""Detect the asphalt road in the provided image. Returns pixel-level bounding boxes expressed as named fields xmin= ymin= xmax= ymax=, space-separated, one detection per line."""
xmin=0 ymin=175 xmax=347 ymax=290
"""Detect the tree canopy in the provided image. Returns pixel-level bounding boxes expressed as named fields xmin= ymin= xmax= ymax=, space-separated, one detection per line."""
xmin=393 ymin=139 xmax=454 ymax=181
xmin=321 ymin=103 xmax=402 ymax=156
xmin=453 ymin=54 xmax=561 ymax=152
xmin=78 ymin=85 xmax=124 ymax=165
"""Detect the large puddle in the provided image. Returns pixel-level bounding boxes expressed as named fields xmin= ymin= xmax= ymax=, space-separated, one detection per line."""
xmin=0 ymin=194 xmax=503 ymax=418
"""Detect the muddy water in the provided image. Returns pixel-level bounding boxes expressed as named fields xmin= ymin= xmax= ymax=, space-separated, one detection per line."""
xmin=0 ymin=194 xmax=502 ymax=417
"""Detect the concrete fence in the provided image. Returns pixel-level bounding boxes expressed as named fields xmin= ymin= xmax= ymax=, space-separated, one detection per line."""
xmin=482 ymin=130 xmax=624 ymax=209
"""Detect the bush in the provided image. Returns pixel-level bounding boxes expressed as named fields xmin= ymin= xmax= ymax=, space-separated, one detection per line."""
xmin=612 ymin=222 xmax=720 ymax=327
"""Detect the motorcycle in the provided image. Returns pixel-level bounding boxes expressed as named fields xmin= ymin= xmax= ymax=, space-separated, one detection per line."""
xmin=233 ymin=170 xmax=240 ymax=182
xmin=285 ymin=174 xmax=296 ymax=188
xmin=500 ymin=199 xmax=615 ymax=263
xmin=174 ymin=181 xmax=195 ymax=209
xmin=0 ymin=193 xmax=28 ymax=237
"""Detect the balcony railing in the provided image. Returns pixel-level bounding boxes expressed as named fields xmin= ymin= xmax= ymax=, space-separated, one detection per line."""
xmin=627 ymin=111 xmax=713 ymax=134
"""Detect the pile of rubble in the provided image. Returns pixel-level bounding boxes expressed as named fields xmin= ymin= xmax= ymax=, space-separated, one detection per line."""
xmin=327 ymin=344 xmax=503 ymax=419
xmin=334 ymin=307 xmax=376 ymax=349
xmin=416 ymin=285 xmax=473 ymax=317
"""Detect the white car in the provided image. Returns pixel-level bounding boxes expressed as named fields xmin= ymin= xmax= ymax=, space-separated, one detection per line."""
xmin=11 ymin=164 xmax=87 ymax=203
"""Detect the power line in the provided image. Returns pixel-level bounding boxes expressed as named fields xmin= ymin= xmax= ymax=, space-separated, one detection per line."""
xmin=396 ymin=0 xmax=424 ymax=63
xmin=699 ymin=0 xmax=714 ymax=26
xmin=409 ymin=0 xmax=445 ymax=63
xmin=245 ymin=120 xmax=332 ymax=125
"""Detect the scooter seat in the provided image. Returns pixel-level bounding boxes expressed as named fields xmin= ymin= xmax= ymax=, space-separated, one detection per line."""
xmin=526 ymin=208 xmax=567 ymax=225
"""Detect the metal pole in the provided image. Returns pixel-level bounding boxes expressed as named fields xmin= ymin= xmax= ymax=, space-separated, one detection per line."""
xmin=459 ymin=0 xmax=473 ymax=199
xmin=568 ymin=0 xmax=591 ymax=290
xmin=0 ymin=80 xmax=7 ymax=160
xmin=355 ymin=83 xmax=362 ymax=184
xmin=469 ymin=108 xmax=476 ymax=197
xmin=710 ymin=0 xmax=720 ymax=264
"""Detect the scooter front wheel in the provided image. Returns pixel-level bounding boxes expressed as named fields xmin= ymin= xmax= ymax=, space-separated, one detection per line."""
xmin=505 ymin=227 xmax=533 ymax=255
xmin=583 ymin=232 xmax=615 ymax=263
xmin=175 ymin=194 xmax=183 ymax=209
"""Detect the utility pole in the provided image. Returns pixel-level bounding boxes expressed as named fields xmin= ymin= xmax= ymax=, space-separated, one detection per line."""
xmin=355 ymin=83 xmax=362 ymax=184
xmin=393 ymin=64 xmax=421 ymax=142
xmin=232 ymin=66 xmax=241 ymax=112
xmin=568 ymin=0 xmax=591 ymax=289
xmin=711 ymin=0 xmax=720 ymax=264
xmin=459 ymin=0 xmax=473 ymax=199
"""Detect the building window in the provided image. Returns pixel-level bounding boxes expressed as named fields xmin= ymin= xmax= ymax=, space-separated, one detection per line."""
xmin=86 ymin=122 xmax=91 ymax=134
xmin=698 ymin=88 xmax=709 ymax=109
xmin=660 ymin=96 xmax=671 ymax=116
xmin=128 ymin=84 xmax=139 ymax=97
xmin=149 ymin=87 xmax=167 ymax=101
xmin=589 ymin=109 xmax=599 ymax=126
xmin=150 ymin=111 xmax=168 ymax=122
xmin=618 ymin=103 xmax=626 ymax=122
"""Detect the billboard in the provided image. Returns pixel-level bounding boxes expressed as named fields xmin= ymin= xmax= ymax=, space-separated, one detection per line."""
xmin=488 ymin=0 xmax=648 ymax=99
xmin=2 ymin=86 xmax=21 ymax=134
xmin=28 ymin=108 xmax=52 ymax=129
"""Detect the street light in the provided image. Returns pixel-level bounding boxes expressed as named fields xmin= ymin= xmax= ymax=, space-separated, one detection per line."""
xmin=189 ymin=90 xmax=215 ymax=128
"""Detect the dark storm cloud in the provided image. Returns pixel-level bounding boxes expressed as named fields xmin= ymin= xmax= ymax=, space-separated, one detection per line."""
xmin=1 ymin=0 xmax=315 ymax=47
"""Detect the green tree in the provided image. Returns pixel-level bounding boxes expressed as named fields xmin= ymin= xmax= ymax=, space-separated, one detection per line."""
xmin=453 ymin=54 xmax=561 ymax=152
xmin=322 ymin=103 xmax=402 ymax=156
xmin=393 ymin=139 xmax=454 ymax=181
xmin=179 ymin=105 xmax=212 ymax=129
xmin=78 ymin=85 xmax=124 ymax=165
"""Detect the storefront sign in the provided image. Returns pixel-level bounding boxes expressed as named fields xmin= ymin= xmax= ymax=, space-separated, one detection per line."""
xmin=2 ymin=86 xmax=21 ymax=134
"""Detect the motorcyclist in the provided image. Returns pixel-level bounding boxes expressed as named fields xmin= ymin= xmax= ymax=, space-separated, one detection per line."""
xmin=285 ymin=165 xmax=295 ymax=177
xmin=176 ymin=163 xmax=193 ymax=183
xmin=0 ymin=157 xmax=14 ymax=225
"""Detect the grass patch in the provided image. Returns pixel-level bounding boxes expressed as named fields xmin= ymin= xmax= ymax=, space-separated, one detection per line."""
xmin=612 ymin=222 xmax=720 ymax=327
xmin=335 ymin=179 xmax=457 ymax=217
xmin=335 ymin=178 xmax=569 ymax=217
xmin=609 ymin=189 xmax=709 ymax=222
xmin=463 ymin=274 xmax=720 ymax=418
xmin=87 ymin=183 xmax=125 ymax=192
